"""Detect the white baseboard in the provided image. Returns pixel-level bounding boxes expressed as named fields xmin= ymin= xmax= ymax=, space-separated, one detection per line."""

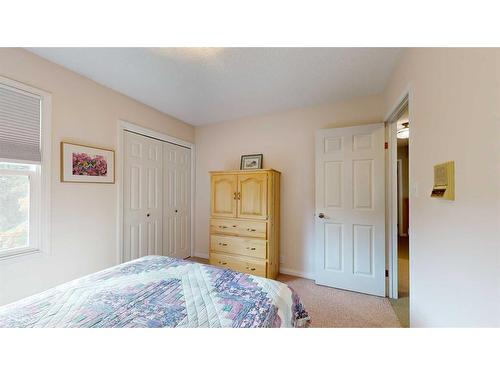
xmin=193 ymin=251 xmax=209 ymax=259
xmin=190 ymin=252 xmax=314 ymax=280
xmin=279 ymin=267 xmax=314 ymax=280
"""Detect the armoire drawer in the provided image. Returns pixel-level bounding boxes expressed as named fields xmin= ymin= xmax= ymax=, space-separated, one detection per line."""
xmin=210 ymin=219 xmax=266 ymax=239
xmin=210 ymin=235 xmax=267 ymax=259
xmin=209 ymin=253 xmax=267 ymax=278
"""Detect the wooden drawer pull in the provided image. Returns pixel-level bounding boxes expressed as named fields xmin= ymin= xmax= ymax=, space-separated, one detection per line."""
xmin=218 ymin=242 xmax=228 ymax=246
xmin=246 ymin=267 xmax=256 ymax=271
xmin=246 ymin=247 xmax=256 ymax=251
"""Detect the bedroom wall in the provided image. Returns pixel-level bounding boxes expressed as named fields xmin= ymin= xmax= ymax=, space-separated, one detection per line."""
xmin=384 ymin=48 xmax=500 ymax=327
xmin=0 ymin=48 xmax=194 ymax=305
xmin=194 ymin=95 xmax=385 ymax=277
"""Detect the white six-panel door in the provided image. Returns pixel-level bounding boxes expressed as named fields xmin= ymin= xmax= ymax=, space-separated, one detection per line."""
xmin=315 ymin=124 xmax=385 ymax=296
xmin=123 ymin=131 xmax=163 ymax=261
xmin=163 ymin=142 xmax=191 ymax=259
xmin=123 ymin=131 xmax=191 ymax=262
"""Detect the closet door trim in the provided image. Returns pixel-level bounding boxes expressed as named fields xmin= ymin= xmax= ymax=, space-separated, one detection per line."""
xmin=117 ymin=119 xmax=195 ymax=264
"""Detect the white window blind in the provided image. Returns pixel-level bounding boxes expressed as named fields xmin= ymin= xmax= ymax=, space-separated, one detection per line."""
xmin=0 ymin=83 xmax=42 ymax=163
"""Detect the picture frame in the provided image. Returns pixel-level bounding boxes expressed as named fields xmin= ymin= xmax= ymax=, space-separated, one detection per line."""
xmin=60 ymin=142 xmax=115 ymax=183
xmin=240 ymin=154 xmax=263 ymax=170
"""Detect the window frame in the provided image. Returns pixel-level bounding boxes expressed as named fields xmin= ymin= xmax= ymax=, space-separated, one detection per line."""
xmin=0 ymin=164 xmax=39 ymax=257
xmin=0 ymin=76 xmax=51 ymax=261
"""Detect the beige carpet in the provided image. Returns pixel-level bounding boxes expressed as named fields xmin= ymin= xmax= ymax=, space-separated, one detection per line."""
xmin=189 ymin=257 xmax=401 ymax=328
xmin=278 ymin=274 xmax=400 ymax=328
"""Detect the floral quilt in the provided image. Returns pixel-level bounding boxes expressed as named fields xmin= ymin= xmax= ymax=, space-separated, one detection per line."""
xmin=0 ymin=256 xmax=309 ymax=328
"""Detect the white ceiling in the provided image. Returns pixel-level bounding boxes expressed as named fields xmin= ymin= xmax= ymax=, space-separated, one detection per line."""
xmin=28 ymin=48 xmax=401 ymax=126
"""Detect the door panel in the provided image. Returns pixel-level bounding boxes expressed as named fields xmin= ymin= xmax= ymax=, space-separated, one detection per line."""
xmin=315 ymin=124 xmax=385 ymax=296
xmin=237 ymin=173 xmax=267 ymax=219
xmin=163 ymin=142 xmax=191 ymax=259
xmin=353 ymin=159 xmax=373 ymax=209
xmin=324 ymin=223 xmax=343 ymax=271
xmin=211 ymin=174 xmax=237 ymax=218
xmin=123 ymin=131 xmax=163 ymax=262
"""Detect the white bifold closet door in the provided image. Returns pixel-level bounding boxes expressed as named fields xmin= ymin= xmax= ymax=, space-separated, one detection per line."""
xmin=123 ymin=131 xmax=163 ymax=260
xmin=123 ymin=131 xmax=190 ymax=262
xmin=163 ymin=142 xmax=191 ymax=259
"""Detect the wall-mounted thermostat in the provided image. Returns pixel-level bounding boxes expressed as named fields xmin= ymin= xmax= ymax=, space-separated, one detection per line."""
xmin=431 ymin=161 xmax=455 ymax=200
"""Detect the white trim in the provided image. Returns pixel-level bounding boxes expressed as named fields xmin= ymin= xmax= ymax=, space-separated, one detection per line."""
xmin=385 ymin=87 xmax=411 ymax=305
xmin=384 ymin=83 xmax=411 ymax=122
xmin=388 ymin=120 xmax=399 ymax=299
xmin=188 ymin=254 xmax=315 ymax=281
xmin=193 ymin=251 xmax=209 ymax=259
xmin=0 ymin=76 xmax=51 ymax=260
xmin=190 ymin=254 xmax=316 ymax=281
xmin=280 ymin=267 xmax=314 ymax=281
xmin=119 ymin=120 xmax=194 ymax=149
xmin=40 ymin=86 xmax=52 ymax=255
xmin=116 ymin=120 xmax=196 ymax=265
xmin=0 ymin=247 xmax=41 ymax=260
xmin=116 ymin=125 xmax=125 ymax=264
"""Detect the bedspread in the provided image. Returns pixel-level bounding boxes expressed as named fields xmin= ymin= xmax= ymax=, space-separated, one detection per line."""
xmin=0 ymin=256 xmax=309 ymax=328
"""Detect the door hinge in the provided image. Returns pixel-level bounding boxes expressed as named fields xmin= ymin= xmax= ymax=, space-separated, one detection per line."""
xmin=385 ymin=270 xmax=389 ymax=277
xmin=384 ymin=142 xmax=388 ymax=149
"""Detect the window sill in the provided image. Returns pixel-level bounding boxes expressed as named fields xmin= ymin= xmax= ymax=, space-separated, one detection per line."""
xmin=0 ymin=247 xmax=41 ymax=261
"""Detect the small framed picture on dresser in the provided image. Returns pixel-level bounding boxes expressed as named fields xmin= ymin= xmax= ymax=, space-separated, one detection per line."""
xmin=240 ymin=154 xmax=263 ymax=170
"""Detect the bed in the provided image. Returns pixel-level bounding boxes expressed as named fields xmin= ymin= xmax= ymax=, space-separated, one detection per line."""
xmin=0 ymin=256 xmax=309 ymax=328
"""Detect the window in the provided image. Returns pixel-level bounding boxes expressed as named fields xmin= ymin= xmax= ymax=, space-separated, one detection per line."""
xmin=0 ymin=77 xmax=51 ymax=259
xmin=0 ymin=163 xmax=39 ymax=255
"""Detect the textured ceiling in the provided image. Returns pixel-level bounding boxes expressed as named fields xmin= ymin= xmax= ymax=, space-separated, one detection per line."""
xmin=28 ymin=48 xmax=401 ymax=126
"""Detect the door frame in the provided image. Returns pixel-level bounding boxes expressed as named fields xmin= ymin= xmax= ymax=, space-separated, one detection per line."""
xmin=384 ymin=86 xmax=412 ymax=301
xmin=116 ymin=119 xmax=195 ymax=264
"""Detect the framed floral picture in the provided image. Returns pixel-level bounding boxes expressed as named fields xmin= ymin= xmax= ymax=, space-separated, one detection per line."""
xmin=61 ymin=142 xmax=115 ymax=183
xmin=240 ymin=154 xmax=263 ymax=170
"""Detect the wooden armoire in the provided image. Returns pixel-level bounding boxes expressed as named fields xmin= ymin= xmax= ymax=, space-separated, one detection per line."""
xmin=209 ymin=169 xmax=280 ymax=279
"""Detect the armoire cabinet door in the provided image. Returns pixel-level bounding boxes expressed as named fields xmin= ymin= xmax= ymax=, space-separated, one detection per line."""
xmin=211 ymin=174 xmax=237 ymax=218
xmin=237 ymin=173 xmax=268 ymax=219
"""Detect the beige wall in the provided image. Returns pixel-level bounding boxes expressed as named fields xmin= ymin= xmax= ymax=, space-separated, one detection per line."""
xmin=384 ymin=48 xmax=500 ymax=327
xmin=194 ymin=95 xmax=385 ymax=277
xmin=2 ymin=47 xmax=497 ymax=328
xmin=0 ymin=48 xmax=194 ymax=305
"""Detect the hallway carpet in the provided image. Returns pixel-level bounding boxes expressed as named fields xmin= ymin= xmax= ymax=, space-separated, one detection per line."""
xmin=389 ymin=236 xmax=410 ymax=327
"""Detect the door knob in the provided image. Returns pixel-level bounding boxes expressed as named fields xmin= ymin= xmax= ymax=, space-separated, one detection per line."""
xmin=318 ymin=213 xmax=325 ymax=219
